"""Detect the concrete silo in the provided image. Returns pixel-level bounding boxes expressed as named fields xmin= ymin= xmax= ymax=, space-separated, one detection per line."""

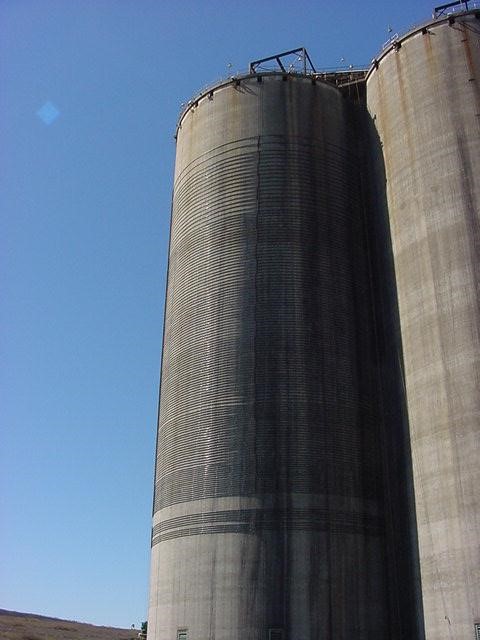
xmin=367 ymin=8 xmax=480 ymax=639
xmin=148 ymin=70 xmax=422 ymax=639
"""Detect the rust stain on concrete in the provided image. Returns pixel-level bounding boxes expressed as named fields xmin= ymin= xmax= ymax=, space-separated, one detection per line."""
xmin=393 ymin=48 xmax=416 ymax=166
xmin=461 ymin=23 xmax=480 ymax=111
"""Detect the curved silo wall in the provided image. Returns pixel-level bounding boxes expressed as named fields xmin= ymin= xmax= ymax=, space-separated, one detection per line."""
xmin=148 ymin=72 xmax=418 ymax=639
xmin=367 ymin=10 xmax=480 ymax=639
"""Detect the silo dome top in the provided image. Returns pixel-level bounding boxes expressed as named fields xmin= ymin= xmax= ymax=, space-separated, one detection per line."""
xmin=367 ymin=2 xmax=480 ymax=79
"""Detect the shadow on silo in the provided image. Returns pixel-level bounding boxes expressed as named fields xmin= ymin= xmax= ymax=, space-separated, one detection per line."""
xmin=353 ymin=95 xmax=426 ymax=640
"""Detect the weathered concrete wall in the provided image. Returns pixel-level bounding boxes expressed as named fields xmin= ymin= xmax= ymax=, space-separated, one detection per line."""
xmin=367 ymin=11 xmax=480 ymax=640
xmin=148 ymin=73 xmax=421 ymax=639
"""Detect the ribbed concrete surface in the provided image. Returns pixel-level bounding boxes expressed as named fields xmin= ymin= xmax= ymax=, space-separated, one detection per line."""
xmin=147 ymin=73 xmax=423 ymax=639
xmin=367 ymin=11 xmax=480 ymax=640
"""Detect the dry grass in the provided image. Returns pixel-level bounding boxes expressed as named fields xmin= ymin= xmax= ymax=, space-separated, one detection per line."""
xmin=0 ymin=609 xmax=140 ymax=640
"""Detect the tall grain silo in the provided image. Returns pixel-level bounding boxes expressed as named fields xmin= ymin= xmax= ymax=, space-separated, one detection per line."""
xmin=367 ymin=8 xmax=480 ymax=639
xmin=147 ymin=68 xmax=423 ymax=640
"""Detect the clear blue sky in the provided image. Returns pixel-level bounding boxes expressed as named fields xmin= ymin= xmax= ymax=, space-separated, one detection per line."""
xmin=1 ymin=0 xmax=435 ymax=629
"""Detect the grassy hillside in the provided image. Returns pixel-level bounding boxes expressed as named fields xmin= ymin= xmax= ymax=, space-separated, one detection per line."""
xmin=0 ymin=609 xmax=142 ymax=640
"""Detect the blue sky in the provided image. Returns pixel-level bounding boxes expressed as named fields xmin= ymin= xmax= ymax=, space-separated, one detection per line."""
xmin=1 ymin=0 xmax=435 ymax=629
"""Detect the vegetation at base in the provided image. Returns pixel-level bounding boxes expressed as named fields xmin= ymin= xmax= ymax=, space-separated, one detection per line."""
xmin=0 ymin=609 xmax=142 ymax=640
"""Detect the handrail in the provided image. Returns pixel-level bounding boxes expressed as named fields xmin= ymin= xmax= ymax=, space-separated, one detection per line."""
xmin=433 ymin=0 xmax=478 ymax=17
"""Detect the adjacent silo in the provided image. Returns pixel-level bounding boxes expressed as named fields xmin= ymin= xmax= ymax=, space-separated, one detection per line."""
xmin=148 ymin=71 xmax=421 ymax=640
xmin=367 ymin=9 xmax=480 ymax=639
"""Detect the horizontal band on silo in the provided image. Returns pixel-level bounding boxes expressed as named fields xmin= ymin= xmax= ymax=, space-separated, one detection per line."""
xmin=151 ymin=507 xmax=385 ymax=545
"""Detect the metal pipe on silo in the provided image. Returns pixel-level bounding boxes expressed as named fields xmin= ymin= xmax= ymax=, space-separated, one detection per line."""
xmin=147 ymin=68 xmax=422 ymax=640
xmin=367 ymin=9 xmax=480 ymax=639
